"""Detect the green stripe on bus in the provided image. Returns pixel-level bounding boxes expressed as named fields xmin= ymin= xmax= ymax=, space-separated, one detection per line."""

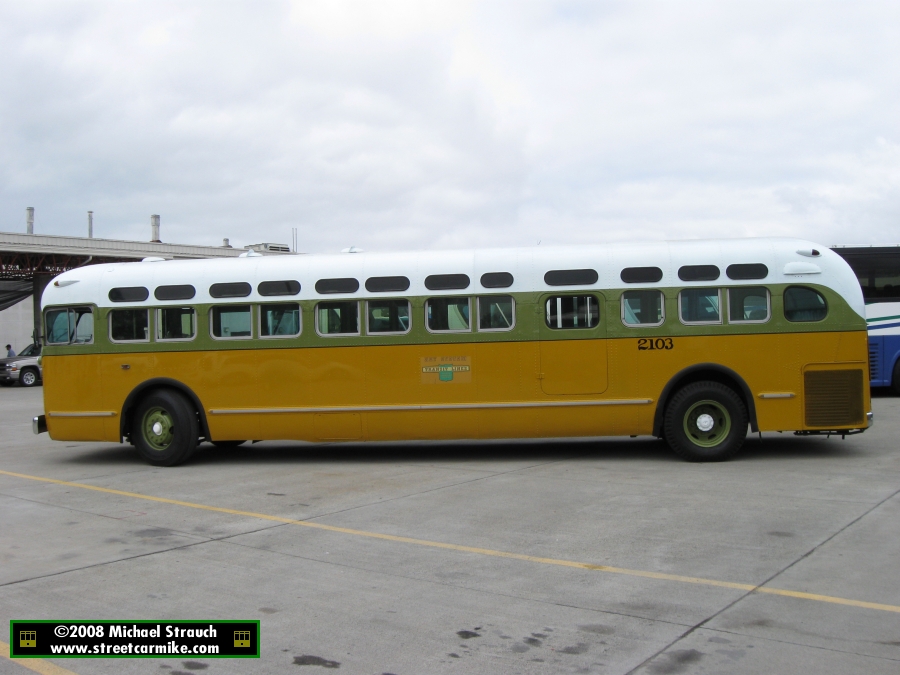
xmin=42 ymin=283 xmax=867 ymax=357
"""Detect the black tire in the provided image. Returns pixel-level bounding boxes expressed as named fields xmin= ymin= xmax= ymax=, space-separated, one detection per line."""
xmin=211 ymin=440 xmax=246 ymax=449
xmin=132 ymin=389 xmax=199 ymax=466
xmin=20 ymin=368 xmax=39 ymax=387
xmin=663 ymin=381 xmax=748 ymax=462
xmin=892 ymin=359 xmax=900 ymax=396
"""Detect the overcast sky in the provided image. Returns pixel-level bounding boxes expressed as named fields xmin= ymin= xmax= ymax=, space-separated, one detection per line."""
xmin=1 ymin=1 xmax=898 ymax=253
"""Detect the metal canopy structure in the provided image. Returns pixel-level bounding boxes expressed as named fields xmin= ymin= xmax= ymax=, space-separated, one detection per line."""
xmin=0 ymin=230 xmax=291 ymax=344
xmin=0 ymin=231 xmax=258 ymax=280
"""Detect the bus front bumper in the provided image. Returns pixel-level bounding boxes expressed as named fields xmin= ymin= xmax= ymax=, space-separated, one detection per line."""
xmin=32 ymin=415 xmax=47 ymax=435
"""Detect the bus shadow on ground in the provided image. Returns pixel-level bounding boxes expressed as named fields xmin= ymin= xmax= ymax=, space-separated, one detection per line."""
xmin=57 ymin=432 xmax=870 ymax=468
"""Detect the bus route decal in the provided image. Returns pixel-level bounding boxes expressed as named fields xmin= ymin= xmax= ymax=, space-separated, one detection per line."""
xmin=421 ymin=356 xmax=472 ymax=383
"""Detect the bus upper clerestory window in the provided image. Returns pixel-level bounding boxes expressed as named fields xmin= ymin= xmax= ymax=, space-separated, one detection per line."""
xmin=45 ymin=307 xmax=94 ymax=344
xmin=784 ymin=286 xmax=828 ymax=322
xmin=546 ymin=296 xmax=599 ymax=329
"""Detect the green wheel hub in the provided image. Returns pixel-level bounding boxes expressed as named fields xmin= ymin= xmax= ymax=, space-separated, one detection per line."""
xmin=683 ymin=399 xmax=731 ymax=448
xmin=141 ymin=407 xmax=175 ymax=452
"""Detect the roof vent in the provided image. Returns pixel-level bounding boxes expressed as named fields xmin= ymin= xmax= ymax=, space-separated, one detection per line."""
xmin=248 ymin=242 xmax=290 ymax=253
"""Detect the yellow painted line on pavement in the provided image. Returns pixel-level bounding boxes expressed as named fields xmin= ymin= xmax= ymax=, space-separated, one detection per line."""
xmin=1 ymin=641 xmax=81 ymax=675
xmin=3 ymin=469 xmax=899 ymax=615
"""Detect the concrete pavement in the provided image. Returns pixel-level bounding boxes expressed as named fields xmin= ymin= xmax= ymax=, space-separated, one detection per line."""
xmin=1 ymin=386 xmax=898 ymax=674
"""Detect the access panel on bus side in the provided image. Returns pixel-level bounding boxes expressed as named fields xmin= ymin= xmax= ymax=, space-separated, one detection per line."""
xmin=537 ymin=293 xmax=608 ymax=395
xmin=44 ymin=353 xmax=113 ymax=441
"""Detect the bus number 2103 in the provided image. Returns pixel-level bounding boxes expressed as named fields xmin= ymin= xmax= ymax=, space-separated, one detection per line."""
xmin=637 ymin=338 xmax=674 ymax=351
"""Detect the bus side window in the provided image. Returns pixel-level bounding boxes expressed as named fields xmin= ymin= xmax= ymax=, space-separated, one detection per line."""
xmin=211 ymin=305 xmax=252 ymax=339
xmin=679 ymin=288 xmax=721 ymax=324
xmin=426 ymin=298 xmax=471 ymax=332
xmin=157 ymin=307 xmax=196 ymax=341
xmin=784 ymin=286 xmax=827 ymax=322
xmin=546 ymin=296 xmax=599 ymax=329
xmin=478 ymin=296 xmax=515 ymax=331
xmin=316 ymin=301 xmax=359 ymax=336
xmin=621 ymin=290 xmax=664 ymax=327
xmin=72 ymin=308 xmax=93 ymax=343
xmin=45 ymin=307 xmax=94 ymax=344
xmin=728 ymin=287 xmax=770 ymax=323
xmin=110 ymin=309 xmax=150 ymax=342
xmin=367 ymin=300 xmax=411 ymax=335
xmin=260 ymin=303 xmax=301 ymax=337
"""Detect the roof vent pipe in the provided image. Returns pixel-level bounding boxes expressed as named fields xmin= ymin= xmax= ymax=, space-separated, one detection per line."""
xmin=150 ymin=214 xmax=161 ymax=242
xmin=87 ymin=211 xmax=93 ymax=238
xmin=26 ymin=207 xmax=34 ymax=234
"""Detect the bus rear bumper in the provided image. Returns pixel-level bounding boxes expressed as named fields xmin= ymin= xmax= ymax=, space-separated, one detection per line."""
xmin=32 ymin=415 xmax=47 ymax=435
xmin=792 ymin=412 xmax=873 ymax=437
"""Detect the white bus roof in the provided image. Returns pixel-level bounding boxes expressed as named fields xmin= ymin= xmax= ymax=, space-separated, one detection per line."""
xmin=43 ymin=237 xmax=865 ymax=318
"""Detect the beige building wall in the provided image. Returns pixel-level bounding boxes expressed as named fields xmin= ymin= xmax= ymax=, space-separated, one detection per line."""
xmin=0 ymin=297 xmax=35 ymax=353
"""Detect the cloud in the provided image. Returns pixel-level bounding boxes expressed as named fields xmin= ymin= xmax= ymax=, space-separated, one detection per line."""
xmin=0 ymin=1 xmax=898 ymax=252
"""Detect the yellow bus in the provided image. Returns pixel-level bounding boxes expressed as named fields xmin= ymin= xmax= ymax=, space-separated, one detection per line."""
xmin=33 ymin=237 xmax=872 ymax=465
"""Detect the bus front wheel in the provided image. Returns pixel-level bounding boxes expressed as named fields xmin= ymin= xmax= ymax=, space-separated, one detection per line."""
xmin=663 ymin=381 xmax=748 ymax=462
xmin=892 ymin=359 xmax=900 ymax=396
xmin=132 ymin=389 xmax=199 ymax=466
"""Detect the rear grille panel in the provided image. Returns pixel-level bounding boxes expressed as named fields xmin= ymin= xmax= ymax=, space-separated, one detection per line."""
xmin=804 ymin=369 xmax=865 ymax=428
xmin=868 ymin=342 xmax=880 ymax=382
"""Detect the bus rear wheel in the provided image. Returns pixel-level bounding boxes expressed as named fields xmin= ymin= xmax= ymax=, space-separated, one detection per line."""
xmin=132 ymin=389 xmax=199 ymax=466
xmin=892 ymin=359 xmax=900 ymax=396
xmin=664 ymin=381 xmax=748 ymax=462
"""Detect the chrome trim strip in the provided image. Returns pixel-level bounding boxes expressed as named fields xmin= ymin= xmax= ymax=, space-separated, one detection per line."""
xmin=209 ymin=399 xmax=654 ymax=416
xmin=867 ymin=411 xmax=874 ymax=428
xmin=758 ymin=393 xmax=796 ymax=399
xmin=48 ymin=411 xmax=117 ymax=418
